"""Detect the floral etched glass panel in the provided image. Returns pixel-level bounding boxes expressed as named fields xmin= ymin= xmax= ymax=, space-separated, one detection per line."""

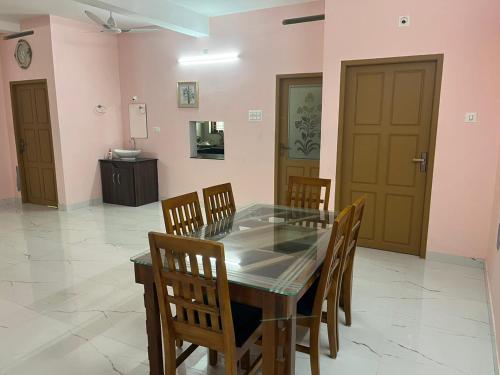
xmin=288 ymin=85 xmax=322 ymax=160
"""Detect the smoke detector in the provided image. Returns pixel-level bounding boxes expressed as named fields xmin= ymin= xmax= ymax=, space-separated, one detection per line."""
xmin=399 ymin=16 xmax=410 ymax=27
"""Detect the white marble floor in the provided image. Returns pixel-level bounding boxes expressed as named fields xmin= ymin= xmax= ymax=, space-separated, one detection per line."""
xmin=0 ymin=202 xmax=496 ymax=375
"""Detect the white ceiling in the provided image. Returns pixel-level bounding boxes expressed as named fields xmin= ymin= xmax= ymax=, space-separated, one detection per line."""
xmin=169 ymin=0 xmax=319 ymax=17
xmin=0 ymin=0 xmax=319 ymax=36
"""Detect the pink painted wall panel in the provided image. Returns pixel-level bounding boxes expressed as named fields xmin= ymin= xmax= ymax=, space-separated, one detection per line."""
xmin=0 ymin=58 xmax=15 ymax=200
xmin=321 ymin=0 xmax=500 ymax=258
xmin=50 ymin=16 xmax=123 ymax=207
xmin=117 ymin=1 xmax=325 ymax=206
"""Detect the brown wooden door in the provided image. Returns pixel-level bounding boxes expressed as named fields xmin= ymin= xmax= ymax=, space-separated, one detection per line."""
xmin=338 ymin=60 xmax=439 ymax=255
xmin=276 ymin=74 xmax=322 ymax=205
xmin=11 ymin=81 xmax=58 ymax=207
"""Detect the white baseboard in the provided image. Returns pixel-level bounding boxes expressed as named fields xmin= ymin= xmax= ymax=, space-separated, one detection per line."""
xmin=485 ymin=263 xmax=500 ymax=375
xmin=0 ymin=197 xmax=22 ymax=208
xmin=59 ymin=198 xmax=103 ymax=211
xmin=427 ymin=250 xmax=485 ymax=269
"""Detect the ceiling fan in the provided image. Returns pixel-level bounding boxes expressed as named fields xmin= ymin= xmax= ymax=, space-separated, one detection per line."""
xmin=84 ymin=10 xmax=160 ymax=33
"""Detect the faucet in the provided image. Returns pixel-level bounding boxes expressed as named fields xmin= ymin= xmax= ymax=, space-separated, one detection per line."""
xmin=130 ymin=138 xmax=137 ymax=150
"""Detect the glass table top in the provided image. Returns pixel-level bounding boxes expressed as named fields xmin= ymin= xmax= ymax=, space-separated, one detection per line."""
xmin=131 ymin=204 xmax=336 ymax=296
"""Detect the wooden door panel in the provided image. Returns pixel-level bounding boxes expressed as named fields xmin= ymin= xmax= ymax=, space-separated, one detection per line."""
xmin=34 ymin=87 xmax=49 ymax=124
xmin=354 ymin=72 xmax=385 ymax=125
xmin=391 ymin=70 xmax=425 ymax=125
xmin=386 ymin=135 xmax=418 ymax=187
xmin=27 ymin=167 xmax=42 ymax=200
xmin=383 ymin=194 xmax=414 ymax=245
xmin=309 ymin=166 xmax=319 ymax=178
xmin=339 ymin=60 xmax=438 ymax=256
xmin=38 ymin=129 xmax=53 ymax=163
xmin=12 ymin=81 xmax=58 ymax=207
xmin=19 ymin=88 xmax=34 ymax=124
xmin=42 ymin=168 xmax=57 ymax=203
xmin=24 ymin=129 xmax=38 ymax=162
xmin=352 ymin=134 xmax=380 ymax=184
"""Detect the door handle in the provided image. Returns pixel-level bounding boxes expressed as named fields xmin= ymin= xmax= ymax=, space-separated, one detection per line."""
xmin=280 ymin=143 xmax=291 ymax=150
xmin=117 ymin=173 xmax=121 ymax=185
xmin=412 ymin=152 xmax=428 ymax=172
xmin=112 ymin=172 xmax=116 ymax=185
xmin=19 ymin=139 xmax=26 ymax=153
xmin=280 ymin=142 xmax=291 ymax=156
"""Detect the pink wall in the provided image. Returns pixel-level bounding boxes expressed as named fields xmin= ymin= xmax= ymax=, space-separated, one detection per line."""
xmin=50 ymin=16 xmax=123 ymax=208
xmin=0 ymin=58 xmax=15 ymax=201
xmin=487 ymin=144 xmax=500 ymax=366
xmin=117 ymin=1 xmax=324 ymax=205
xmin=0 ymin=16 xmax=66 ymax=204
xmin=321 ymin=0 xmax=500 ymax=259
xmin=0 ymin=16 xmax=123 ymax=208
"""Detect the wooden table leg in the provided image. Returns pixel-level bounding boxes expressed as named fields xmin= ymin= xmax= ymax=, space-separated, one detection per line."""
xmin=262 ymin=294 xmax=297 ymax=375
xmin=277 ymin=296 xmax=297 ymax=375
xmin=143 ymin=282 xmax=164 ymax=375
xmin=262 ymin=296 xmax=278 ymax=375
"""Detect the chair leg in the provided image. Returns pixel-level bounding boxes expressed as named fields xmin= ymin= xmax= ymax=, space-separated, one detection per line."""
xmin=327 ymin=286 xmax=339 ymax=358
xmin=342 ymin=256 xmax=354 ymax=327
xmin=224 ymin=357 xmax=238 ymax=375
xmin=176 ymin=338 xmax=183 ymax=348
xmin=165 ymin=339 xmax=177 ymax=375
xmin=309 ymin=319 xmax=321 ymax=375
xmin=209 ymin=349 xmax=218 ymax=366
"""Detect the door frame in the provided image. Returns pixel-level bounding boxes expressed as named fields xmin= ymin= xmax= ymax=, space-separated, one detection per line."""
xmin=274 ymin=72 xmax=323 ymax=203
xmin=10 ymin=79 xmax=59 ymax=206
xmin=334 ymin=54 xmax=444 ymax=258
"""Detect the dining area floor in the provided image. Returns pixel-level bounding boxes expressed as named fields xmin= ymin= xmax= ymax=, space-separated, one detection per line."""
xmin=0 ymin=201 xmax=496 ymax=375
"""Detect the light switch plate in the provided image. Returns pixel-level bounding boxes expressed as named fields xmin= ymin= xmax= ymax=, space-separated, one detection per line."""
xmin=465 ymin=112 xmax=478 ymax=123
xmin=153 ymin=126 xmax=161 ymax=133
xmin=248 ymin=110 xmax=263 ymax=122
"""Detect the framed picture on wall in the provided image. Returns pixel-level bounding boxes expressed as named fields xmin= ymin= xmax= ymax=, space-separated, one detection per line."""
xmin=177 ymin=81 xmax=199 ymax=108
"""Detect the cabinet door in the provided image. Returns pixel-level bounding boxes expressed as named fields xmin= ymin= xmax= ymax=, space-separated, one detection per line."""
xmin=115 ymin=165 xmax=136 ymax=206
xmin=100 ymin=162 xmax=116 ymax=204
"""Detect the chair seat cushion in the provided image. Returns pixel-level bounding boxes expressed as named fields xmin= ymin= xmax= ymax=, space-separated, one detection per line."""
xmin=231 ymin=301 xmax=262 ymax=347
xmin=297 ymin=278 xmax=320 ymax=317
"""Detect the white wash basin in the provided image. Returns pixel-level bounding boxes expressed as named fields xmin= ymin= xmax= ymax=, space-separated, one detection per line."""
xmin=114 ymin=149 xmax=142 ymax=160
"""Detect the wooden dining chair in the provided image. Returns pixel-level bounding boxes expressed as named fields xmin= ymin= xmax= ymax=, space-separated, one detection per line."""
xmin=202 ymin=183 xmax=236 ymax=224
xmin=340 ymin=195 xmax=366 ymax=326
xmin=148 ymin=232 xmax=263 ymax=375
xmin=295 ymin=205 xmax=353 ymax=374
xmin=286 ymin=176 xmax=332 ymax=210
xmin=161 ymin=192 xmax=204 ymax=235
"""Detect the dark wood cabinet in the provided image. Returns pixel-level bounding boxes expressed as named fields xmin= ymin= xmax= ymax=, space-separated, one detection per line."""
xmin=99 ymin=158 xmax=158 ymax=207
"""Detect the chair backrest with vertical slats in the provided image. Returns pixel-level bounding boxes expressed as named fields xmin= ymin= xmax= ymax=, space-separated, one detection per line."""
xmin=344 ymin=195 xmax=367 ymax=263
xmin=202 ymin=183 xmax=236 ymax=224
xmin=312 ymin=205 xmax=353 ymax=316
xmin=161 ymin=192 xmax=205 ymax=235
xmin=148 ymin=232 xmax=236 ymax=353
xmin=286 ymin=176 xmax=331 ymax=211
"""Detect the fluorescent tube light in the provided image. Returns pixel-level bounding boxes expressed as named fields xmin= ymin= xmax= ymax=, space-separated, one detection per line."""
xmin=178 ymin=52 xmax=239 ymax=66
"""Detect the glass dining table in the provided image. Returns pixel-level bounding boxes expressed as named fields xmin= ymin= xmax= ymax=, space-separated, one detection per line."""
xmin=131 ymin=203 xmax=336 ymax=375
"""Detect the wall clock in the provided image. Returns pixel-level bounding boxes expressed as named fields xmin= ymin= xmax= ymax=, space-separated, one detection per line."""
xmin=14 ymin=39 xmax=32 ymax=69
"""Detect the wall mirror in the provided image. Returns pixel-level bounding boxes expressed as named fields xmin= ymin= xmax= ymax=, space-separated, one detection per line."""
xmin=129 ymin=103 xmax=148 ymax=138
xmin=189 ymin=121 xmax=224 ymax=160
